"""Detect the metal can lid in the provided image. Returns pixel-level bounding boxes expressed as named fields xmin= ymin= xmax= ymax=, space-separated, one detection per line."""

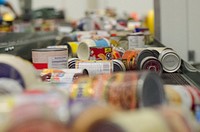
xmin=137 ymin=71 xmax=166 ymax=107
xmin=140 ymin=56 xmax=163 ymax=75
xmin=151 ymin=49 xmax=160 ymax=58
xmin=113 ymin=60 xmax=126 ymax=72
xmin=136 ymin=49 xmax=155 ymax=70
xmin=159 ymin=50 xmax=181 ymax=73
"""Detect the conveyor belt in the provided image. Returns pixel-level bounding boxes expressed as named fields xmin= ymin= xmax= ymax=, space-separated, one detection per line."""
xmin=161 ymin=73 xmax=191 ymax=85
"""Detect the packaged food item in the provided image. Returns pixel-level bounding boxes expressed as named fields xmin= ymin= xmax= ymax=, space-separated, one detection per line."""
xmin=70 ymin=71 xmax=165 ymax=110
xmin=0 ymin=54 xmax=40 ymax=89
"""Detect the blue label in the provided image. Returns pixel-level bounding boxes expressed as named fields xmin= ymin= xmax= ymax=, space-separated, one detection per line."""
xmin=0 ymin=63 xmax=25 ymax=88
xmin=95 ymin=39 xmax=109 ymax=47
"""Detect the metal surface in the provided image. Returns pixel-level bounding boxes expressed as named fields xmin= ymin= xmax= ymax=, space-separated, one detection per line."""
xmin=154 ymin=0 xmax=161 ymax=40
xmin=0 ymin=32 xmax=57 ymax=61
xmin=152 ymin=39 xmax=200 ymax=89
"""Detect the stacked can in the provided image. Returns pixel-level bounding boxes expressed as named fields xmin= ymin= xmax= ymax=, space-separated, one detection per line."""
xmin=122 ymin=49 xmax=163 ymax=74
xmin=143 ymin=47 xmax=181 ymax=73
xmin=77 ymin=38 xmax=111 ymax=60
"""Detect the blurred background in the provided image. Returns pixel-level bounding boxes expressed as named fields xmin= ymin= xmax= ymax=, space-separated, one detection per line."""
xmin=1 ymin=0 xmax=153 ymax=20
xmin=1 ymin=0 xmax=200 ymax=67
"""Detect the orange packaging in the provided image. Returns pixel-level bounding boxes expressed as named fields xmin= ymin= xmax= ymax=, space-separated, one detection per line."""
xmin=122 ymin=50 xmax=140 ymax=70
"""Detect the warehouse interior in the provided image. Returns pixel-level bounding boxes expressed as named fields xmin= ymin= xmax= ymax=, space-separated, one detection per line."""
xmin=0 ymin=0 xmax=200 ymax=131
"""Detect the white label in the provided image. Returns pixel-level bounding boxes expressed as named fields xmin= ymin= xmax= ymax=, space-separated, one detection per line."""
xmin=128 ymin=35 xmax=145 ymax=49
xmin=76 ymin=61 xmax=113 ymax=76
xmin=48 ymin=56 xmax=68 ymax=69
xmin=51 ymin=71 xmax=74 ymax=83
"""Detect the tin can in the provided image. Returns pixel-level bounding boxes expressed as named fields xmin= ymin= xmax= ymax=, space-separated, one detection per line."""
xmin=134 ymin=47 xmax=181 ymax=73
xmin=0 ymin=54 xmax=39 ymax=88
xmin=90 ymin=47 xmax=112 ymax=60
xmin=68 ymin=58 xmax=79 ymax=69
xmin=68 ymin=42 xmax=79 ymax=57
xmin=47 ymin=45 xmax=71 ymax=58
xmin=164 ymin=85 xmax=192 ymax=109
xmin=77 ymin=39 xmax=96 ymax=60
xmin=127 ymin=32 xmax=146 ymax=49
xmin=77 ymin=38 xmax=110 ymax=60
xmin=158 ymin=48 xmax=181 ymax=73
xmin=94 ymin=38 xmax=110 ymax=47
xmin=122 ymin=50 xmax=140 ymax=70
xmin=70 ymin=71 xmax=165 ymax=110
xmin=122 ymin=49 xmax=162 ymax=74
xmin=140 ymin=56 xmax=163 ymax=75
xmin=40 ymin=68 xmax=88 ymax=83
xmin=32 ymin=48 xmax=68 ymax=70
xmin=118 ymin=37 xmax=129 ymax=51
xmin=113 ymin=60 xmax=126 ymax=72
xmin=110 ymin=36 xmax=121 ymax=47
xmin=165 ymin=85 xmax=200 ymax=110
xmin=112 ymin=47 xmax=125 ymax=59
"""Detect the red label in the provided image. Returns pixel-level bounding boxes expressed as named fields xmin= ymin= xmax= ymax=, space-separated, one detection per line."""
xmin=33 ymin=63 xmax=48 ymax=69
xmin=90 ymin=47 xmax=112 ymax=60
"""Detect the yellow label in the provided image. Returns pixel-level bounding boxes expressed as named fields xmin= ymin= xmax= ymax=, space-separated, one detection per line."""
xmin=105 ymin=48 xmax=112 ymax=53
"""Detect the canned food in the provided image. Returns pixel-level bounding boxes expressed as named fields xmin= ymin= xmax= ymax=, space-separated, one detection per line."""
xmin=32 ymin=48 xmax=68 ymax=70
xmin=122 ymin=49 xmax=162 ymax=74
xmin=112 ymin=47 xmax=123 ymax=59
xmin=90 ymin=47 xmax=112 ymax=60
xmin=127 ymin=32 xmax=146 ymax=49
xmin=113 ymin=60 xmax=126 ymax=72
xmin=70 ymin=71 xmax=165 ymax=110
xmin=122 ymin=50 xmax=140 ymax=70
xmin=158 ymin=48 xmax=181 ymax=73
xmin=0 ymin=54 xmax=39 ymax=88
xmin=140 ymin=56 xmax=163 ymax=75
xmin=40 ymin=69 xmax=88 ymax=83
xmin=47 ymin=45 xmax=71 ymax=58
xmin=68 ymin=42 xmax=80 ymax=57
xmin=77 ymin=39 xmax=110 ymax=60
xmin=133 ymin=47 xmax=181 ymax=73
xmin=165 ymin=85 xmax=200 ymax=110
xmin=165 ymin=85 xmax=192 ymax=109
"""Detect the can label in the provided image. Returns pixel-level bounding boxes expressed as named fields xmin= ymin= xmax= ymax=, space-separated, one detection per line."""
xmin=76 ymin=60 xmax=113 ymax=76
xmin=90 ymin=47 xmax=112 ymax=60
xmin=32 ymin=49 xmax=68 ymax=70
xmin=122 ymin=50 xmax=140 ymax=70
xmin=71 ymin=77 xmax=93 ymax=99
xmin=105 ymin=73 xmax=137 ymax=110
xmin=48 ymin=56 xmax=68 ymax=69
xmin=128 ymin=35 xmax=145 ymax=49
